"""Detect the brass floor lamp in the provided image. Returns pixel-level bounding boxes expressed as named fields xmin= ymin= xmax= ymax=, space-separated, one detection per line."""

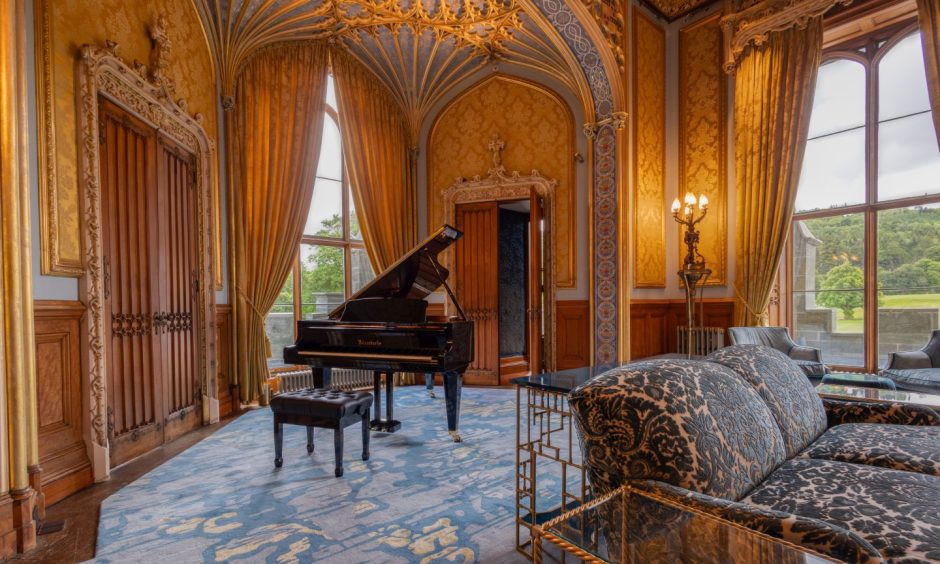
xmin=672 ymin=193 xmax=711 ymax=359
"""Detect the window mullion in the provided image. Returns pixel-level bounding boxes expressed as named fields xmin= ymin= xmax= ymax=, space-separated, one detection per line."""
xmin=864 ymin=43 xmax=879 ymax=373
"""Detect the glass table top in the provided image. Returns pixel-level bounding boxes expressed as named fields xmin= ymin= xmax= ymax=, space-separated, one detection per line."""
xmin=538 ymin=486 xmax=837 ymax=563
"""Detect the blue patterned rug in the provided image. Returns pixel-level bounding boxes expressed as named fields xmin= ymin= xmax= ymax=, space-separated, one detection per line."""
xmin=94 ymin=387 xmax=540 ymax=563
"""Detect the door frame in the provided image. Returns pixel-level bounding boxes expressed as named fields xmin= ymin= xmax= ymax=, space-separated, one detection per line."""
xmin=442 ymin=160 xmax=558 ymax=371
xmin=76 ymin=42 xmax=218 ymax=481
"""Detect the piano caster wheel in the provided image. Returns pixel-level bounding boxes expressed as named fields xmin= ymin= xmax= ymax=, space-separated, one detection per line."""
xmin=362 ymin=452 xmax=370 ymax=461
xmin=449 ymin=431 xmax=462 ymax=443
xmin=427 ymin=390 xmax=436 ymax=399
xmin=335 ymin=467 xmax=344 ymax=478
xmin=306 ymin=444 xmax=314 ymax=454
xmin=274 ymin=457 xmax=283 ymax=468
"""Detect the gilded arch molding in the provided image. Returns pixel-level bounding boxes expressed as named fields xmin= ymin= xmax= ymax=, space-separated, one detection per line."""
xmin=76 ymin=41 xmax=218 ymax=478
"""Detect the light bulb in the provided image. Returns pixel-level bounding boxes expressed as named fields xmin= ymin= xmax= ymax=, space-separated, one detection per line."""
xmin=698 ymin=194 xmax=709 ymax=209
xmin=684 ymin=192 xmax=696 ymax=206
xmin=671 ymin=198 xmax=681 ymax=213
xmin=684 ymin=206 xmax=691 ymax=216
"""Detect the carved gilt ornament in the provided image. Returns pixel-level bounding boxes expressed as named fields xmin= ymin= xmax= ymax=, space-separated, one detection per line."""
xmin=441 ymin=136 xmax=559 ymax=370
xmin=76 ymin=38 xmax=218 ymax=454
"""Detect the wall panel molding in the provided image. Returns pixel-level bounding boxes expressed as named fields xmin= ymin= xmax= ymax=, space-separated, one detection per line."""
xmin=556 ymin=300 xmax=590 ymax=369
xmin=632 ymin=11 xmax=667 ymax=288
xmin=678 ymin=13 xmax=727 ymax=285
xmin=630 ymin=298 xmax=734 ymax=359
xmin=33 ymin=300 xmax=92 ymax=506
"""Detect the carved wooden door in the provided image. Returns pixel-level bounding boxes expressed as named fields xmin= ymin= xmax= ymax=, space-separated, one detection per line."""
xmin=100 ymin=99 xmax=201 ymax=466
xmin=156 ymin=136 xmax=201 ymax=443
xmin=528 ymin=191 xmax=544 ymax=375
xmin=455 ymin=202 xmax=500 ymax=385
xmin=100 ymin=99 xmax=165 ymax=465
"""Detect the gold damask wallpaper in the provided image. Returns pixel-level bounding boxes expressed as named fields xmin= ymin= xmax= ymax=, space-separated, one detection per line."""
xmin=632 ymin=11 xmax=666 ymax=288
xmin=37 ymin=0 xmax=218 ymax=274
xmin=428 ymin=75 xmax=576 ymax=287
xmin=678 ymin=13 xmax=727 ymax=285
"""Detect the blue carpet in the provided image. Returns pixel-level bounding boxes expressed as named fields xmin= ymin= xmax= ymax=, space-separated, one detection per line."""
xmin=94 ymin=387 xmax=538 ymax=563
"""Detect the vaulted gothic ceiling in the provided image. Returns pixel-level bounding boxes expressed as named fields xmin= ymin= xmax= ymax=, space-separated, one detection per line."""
xmin=641 ymin=0 xmax=716 ymax=20
xmin=193 ymin=0 xmax=585 ymax=139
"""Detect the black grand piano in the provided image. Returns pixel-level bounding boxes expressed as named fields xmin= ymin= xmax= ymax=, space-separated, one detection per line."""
xmin=284 ymin=225 xmax=473 ymax=442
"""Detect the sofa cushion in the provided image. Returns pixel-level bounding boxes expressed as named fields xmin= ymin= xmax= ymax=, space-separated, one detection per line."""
xmin=569 ymin=359 xmax=787 ymax=500
xmin=799 ymin=423 xmax=940 ymax=476
xmin=742 ymin=458 xmax=940 ymax=562
xmin=707 ymin=345 xmax=827 ymax=457
xmin=882 ymin=368 xmax=940 ymax=394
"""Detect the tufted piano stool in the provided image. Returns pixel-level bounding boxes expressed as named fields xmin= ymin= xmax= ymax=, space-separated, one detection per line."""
xmin=269 ymin=388 xmax=374 ymax=477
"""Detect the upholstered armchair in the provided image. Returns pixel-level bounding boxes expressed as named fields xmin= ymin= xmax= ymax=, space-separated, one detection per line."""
xmin=728 ymin=326 xmax=828 ymax=379
xmin=882 ymin=329 xmax=940 ymax=394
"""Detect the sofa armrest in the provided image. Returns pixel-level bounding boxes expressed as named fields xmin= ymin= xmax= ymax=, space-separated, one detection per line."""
xmin=789 ymin=345 xmax=821 ymax=363
xmin=822 ymin=398 xmax=940 ymax=426
xmin=886 ymin=351 xmax=931 ymax=370
xmin=631 ymin=480 xmax=884 ymax=564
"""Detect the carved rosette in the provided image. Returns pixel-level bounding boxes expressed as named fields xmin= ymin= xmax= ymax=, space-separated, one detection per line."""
xmin=76 ymin=41 xmax=217 ymax=453
xmin=442 ymin=163 xmax=559 ymax=371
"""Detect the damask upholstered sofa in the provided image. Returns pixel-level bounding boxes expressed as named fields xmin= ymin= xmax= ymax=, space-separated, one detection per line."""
xmin=569 ymin=345 xmax=940 ymax=563
xmin=881 ymin=329 xmax=940 ymax=394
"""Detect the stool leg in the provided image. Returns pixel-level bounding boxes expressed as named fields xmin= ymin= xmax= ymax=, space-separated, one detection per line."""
xmin=361 ymin=414 xmax=370 ymax=461
xmin=274 ymin=420 xmax=283 ymax=468
xmin=306 ymin=426 xmax=315 ymax=454
xmin=334 ymin=428 xmax=344 ymax=477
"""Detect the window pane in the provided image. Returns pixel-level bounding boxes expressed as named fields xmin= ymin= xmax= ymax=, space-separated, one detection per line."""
xmin=349 ymin=189 xmax=362 ymax=240
xmin=792 ymin=215 xmax=865 ymax=367
xmin=878 ymin=112 xmax=940 ymax=201
xmin=265 ymin=271 xmax=294 ymax=364
xmin=877 ymin=205 xmax=940 ymax=366
xmin=316 ymin=115 xmax=342 ymax=181
xmin=795 ymin=129 xmax=866 ymax=213
xmin=808 ymin=58 xmax=866 ymax=138
xmin=300 ymin=244 xmax=345 ymax=320
xmin=350 ymin=247 xmax=374 ymax=294
xmin=305 ymin=178 xmax=343 ymax=237
xmin=326 ymin=74 xmax=337 ymax=111
xmin=879 ymin=33 xmax=931 ymax=121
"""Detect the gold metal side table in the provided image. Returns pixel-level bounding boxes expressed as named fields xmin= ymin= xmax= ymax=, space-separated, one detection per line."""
xmin=533 ymin=485 xmax=838 ymax=563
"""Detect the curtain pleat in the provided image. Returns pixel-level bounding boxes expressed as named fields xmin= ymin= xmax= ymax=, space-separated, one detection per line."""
xmin=918 ymin=0 xmax=940 ymax=150
xmin=331 ymin=48 xmax=416 ymax=272
xmin=231 ymin=42 xmax=328 ymax=403
xmin=733 ymin=21 xmax=822 ymax=326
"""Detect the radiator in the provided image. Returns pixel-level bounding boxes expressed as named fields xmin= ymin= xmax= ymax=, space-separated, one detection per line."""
xmin=271 ymin=368 xmax=374 ymax=394
xmin=676 ymin=326 xmax=726 ymax=357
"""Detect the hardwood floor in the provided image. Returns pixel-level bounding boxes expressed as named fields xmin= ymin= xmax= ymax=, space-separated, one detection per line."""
xmin=9 ymin=408 xmax=253 ymax=563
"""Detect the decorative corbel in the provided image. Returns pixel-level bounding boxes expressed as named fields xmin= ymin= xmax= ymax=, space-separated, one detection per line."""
xmin=583 ymin=110 xmax=628 ymax=138
xmin=720 ymin=0 xmax=854 ymax=74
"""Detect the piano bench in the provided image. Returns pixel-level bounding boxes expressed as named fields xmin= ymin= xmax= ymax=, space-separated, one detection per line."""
xmin=270 ymin=388 xmax=374 ymax=477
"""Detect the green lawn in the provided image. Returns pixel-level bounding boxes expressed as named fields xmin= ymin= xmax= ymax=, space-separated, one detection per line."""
xmin=833 ymin=293 xmax=940 ymax=333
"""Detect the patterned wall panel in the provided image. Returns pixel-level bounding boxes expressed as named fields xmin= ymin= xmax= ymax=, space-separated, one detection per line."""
xmin=35 ymin=0 xmax=218 ymax=274
xmin=678 ymin=12 xmax=727 ymax=285
xmin=428 ymin=75 xmax=577 ymax=288
xmin=632 ymin=11 xmax=666 ymax=288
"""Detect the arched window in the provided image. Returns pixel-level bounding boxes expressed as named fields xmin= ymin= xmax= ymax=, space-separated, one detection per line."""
xmin=266 ymin=76 xmax=375 ymax=365
xmin=790 ymin=26 xmax=940 ymax=371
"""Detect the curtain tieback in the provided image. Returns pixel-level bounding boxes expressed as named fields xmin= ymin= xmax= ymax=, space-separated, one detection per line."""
xmin=732 ymin=282 xmax=769 ymax=325
xmin=236 ymin=285 xmax=272 ymax=356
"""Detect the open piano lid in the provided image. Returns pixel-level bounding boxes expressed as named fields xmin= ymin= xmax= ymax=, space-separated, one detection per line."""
xmin=328 ymin=225 xmax=463 ymax=319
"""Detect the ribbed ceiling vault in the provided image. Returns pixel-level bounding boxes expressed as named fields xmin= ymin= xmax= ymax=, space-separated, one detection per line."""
xmin=193 ymin=0 xmax=587 ymax=140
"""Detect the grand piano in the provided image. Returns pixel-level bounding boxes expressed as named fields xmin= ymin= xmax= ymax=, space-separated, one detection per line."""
xmin=283 ymin=225 xmax=473 ymax=442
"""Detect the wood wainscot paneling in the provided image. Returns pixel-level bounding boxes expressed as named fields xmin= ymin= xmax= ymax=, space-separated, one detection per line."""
xmin=630 ymin=298 xmax=734 ymax=359
xmin=215 ymin=304 xmax=237 ymax=417
xmin=556 ymin=300 xmax=590 ymax=369
xmin=33 ymin=300 xmax=92 ymax=505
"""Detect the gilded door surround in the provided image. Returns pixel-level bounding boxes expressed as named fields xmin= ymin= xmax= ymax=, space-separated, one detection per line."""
xmin=427 ymin=73 xmax=577 ymax=288
xmin=442 ymin=137 xmax=559 ymax=371
xmin=76 ymin=40 xmax=218 ymax=481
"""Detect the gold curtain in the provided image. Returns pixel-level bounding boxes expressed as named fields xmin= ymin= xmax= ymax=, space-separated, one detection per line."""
xmin=331 ymin=48 xmax=416 ymax=272
xmin=919 ymin=0 xmax=940 ymax=149
xmin=733 ymin=21 xmax=822 ymax=326
xmin=231 ymin=43 xmax=328 ymax=403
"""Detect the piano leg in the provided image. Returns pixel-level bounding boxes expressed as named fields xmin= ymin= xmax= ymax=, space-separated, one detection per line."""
xmin=424 ymin=373 xmax=436 ymax=398
xmin=443 ymin=371 xmax=463 ymax=442
xmin=370 ymin=371 xmax=402 ymax=433
xmin=312 ymin=367 xmax=332 ymax=389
